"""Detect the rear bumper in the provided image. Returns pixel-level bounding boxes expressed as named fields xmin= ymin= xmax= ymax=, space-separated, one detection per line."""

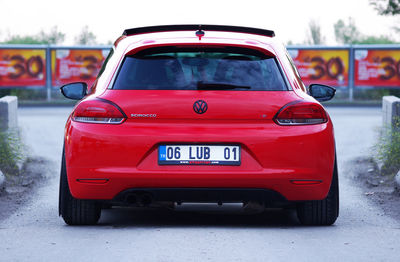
xmin=68 ymin=167 xmax=332 ymax=201
xmin=65 ymin=118 xmax=335 ymax=202
xmin=112 ymin=188 xmax=290 ymax=207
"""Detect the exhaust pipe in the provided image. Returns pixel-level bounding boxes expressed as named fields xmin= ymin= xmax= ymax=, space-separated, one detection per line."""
xmin=138 ymin=193 xmax=153 ymax=207
xmin=125 ymin=193 xmax=138 ymax=205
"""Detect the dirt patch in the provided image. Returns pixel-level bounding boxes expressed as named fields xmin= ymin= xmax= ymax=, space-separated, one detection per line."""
xmin=349 ymin=157 xmax=400 ymax=220
xmin=0 ymin=157 xmax=54 ymax=222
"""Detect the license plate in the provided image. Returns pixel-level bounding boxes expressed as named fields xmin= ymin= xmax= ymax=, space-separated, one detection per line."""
xmin=158 ymin=145 xmax=241 ymax=165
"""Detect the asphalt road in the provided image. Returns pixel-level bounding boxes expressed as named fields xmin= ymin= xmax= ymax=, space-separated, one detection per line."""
xmin=1 ymin=106 xmax=399 ymax=262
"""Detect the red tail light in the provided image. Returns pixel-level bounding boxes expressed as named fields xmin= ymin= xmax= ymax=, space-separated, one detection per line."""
xmin=72 ymin=98 xmax=127 ymax=124
xmin=274 ymin=101 xmax=328 ymax=125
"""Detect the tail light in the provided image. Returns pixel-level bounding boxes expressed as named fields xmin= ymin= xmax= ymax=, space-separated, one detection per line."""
xmin=274 ymin=101 xmax=328 ymax=125
xmin=72 ymin=98 xmax=127 ymax=124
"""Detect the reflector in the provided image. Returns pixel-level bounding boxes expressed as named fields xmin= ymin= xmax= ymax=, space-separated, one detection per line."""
xmin=76 ymin=179 xmax=109 ymax=184
xmin=291 ymin=180 xmax=323 ymax=185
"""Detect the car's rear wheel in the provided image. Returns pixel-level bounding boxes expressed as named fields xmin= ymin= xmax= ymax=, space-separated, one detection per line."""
xmin=296 ymin=159 xmax=339 ymax=226
xmin=59 ymin=150 xmax=101 ymax=225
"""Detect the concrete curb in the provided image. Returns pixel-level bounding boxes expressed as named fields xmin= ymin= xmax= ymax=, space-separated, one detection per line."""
xmin=395 ymin=170 xmax=400 ymax=189
xmin=382 ymin=96 xmax=400 ymax=131
xmin=0 ymin=96 xmax=18 ymax=131
xmin=0 ymin=169 xmax=5 ymax=190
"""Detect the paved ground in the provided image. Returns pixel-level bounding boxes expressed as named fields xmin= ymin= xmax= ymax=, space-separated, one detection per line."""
xmin=1 ymin=106 xmax=400 ymax=262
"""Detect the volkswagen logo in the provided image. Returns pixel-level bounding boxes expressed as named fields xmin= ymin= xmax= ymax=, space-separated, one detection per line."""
xmin=193 ymin=100 xmax=208 ymax=114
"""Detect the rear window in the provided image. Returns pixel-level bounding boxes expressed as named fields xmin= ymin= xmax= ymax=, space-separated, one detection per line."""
xmin=112 ymin=47 xmax=288 ymax=91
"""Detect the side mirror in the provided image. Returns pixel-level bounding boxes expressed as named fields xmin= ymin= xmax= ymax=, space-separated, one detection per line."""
xmin=60 ymin=82 xmax=88 ymax=100
xmin=309 ymin=84 xmax=336 ymax=102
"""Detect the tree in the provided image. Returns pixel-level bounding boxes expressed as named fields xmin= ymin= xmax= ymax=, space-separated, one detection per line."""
xmin=2 ymin=26 xmax=65 ymax=44
xmin=334 ymin=18 xmax=361 ymax=44
xmin=354 ymin=35 xmax=397 ymax=44
xmin=370 ymin=0 xmax=400 ymax=36
xmin=38 ymin=26 xmax=65 ymax=44
xmin=334 ymin=17 xmax=398 ymax=44
xmin=2 ymin=35 xmax=48 ymax=44
xmin=370 ymin=0 xmax=400 ymax=15
xmin=287 ymin=40 xmax=294 ymax=45
xmin=75 ymin=26 xmax=97 ymax=45
xmin=306 ymin=20 xmax=325 ymax=45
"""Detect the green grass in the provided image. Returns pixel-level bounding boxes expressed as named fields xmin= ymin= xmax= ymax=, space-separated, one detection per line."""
xmin=376 ymin=118 xmax=400 ymax=175
xmin=0 ymin=130 xmax=23 ymax=175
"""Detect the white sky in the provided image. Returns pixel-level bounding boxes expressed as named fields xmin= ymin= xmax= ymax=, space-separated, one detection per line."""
xmin=0 ymin=0 xmax=398 ymax=45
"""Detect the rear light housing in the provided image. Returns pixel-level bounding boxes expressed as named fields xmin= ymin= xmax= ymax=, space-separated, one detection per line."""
xmin=274 ymin=101 xmax=328 ymax=125
xmin=72 ymin=98 xmax=127 ymax=124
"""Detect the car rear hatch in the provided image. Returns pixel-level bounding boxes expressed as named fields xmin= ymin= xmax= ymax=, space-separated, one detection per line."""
xmin=90 ymin=45 xmax=305 ymax=172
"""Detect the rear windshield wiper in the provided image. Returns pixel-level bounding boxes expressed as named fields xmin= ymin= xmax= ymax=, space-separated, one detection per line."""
xmin=196 ymin=81 xmax=251 ymax=90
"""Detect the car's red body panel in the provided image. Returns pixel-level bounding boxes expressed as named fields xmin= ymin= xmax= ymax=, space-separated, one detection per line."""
xmin=64 ymin=28 xmax=336 ymax=203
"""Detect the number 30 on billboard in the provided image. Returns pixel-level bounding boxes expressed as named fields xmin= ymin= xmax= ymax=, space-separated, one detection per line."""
xmin=0 ymin=49 xmax=46 ymax=87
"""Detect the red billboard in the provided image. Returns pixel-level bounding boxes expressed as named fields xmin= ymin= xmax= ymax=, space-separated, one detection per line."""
xmin=355 ymin=49 xmax=400 ymax=87
xmin=0 ymin=49 xmax=46 ymax=87
xmin=52 ymin=49 xmax=109 ymax=87
xmin=289 ymin=49 xmax=349 ymax=87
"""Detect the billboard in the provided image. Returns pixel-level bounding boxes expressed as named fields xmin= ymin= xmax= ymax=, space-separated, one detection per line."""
xmin=0 ymin=49 xmax=46 ymax=87
xmin=52 ymin=49 xmax=109 ymax=87
xmin=1 ymin=46 xmax=399 ymax=92
xmin=355 ymin=49 xmax=400 ymax=87
xmin=289 ymin=49 xmax=349 ymax=87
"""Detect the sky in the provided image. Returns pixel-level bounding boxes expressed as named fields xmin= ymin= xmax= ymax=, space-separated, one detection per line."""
xmin=0 ymin=0 xmax=398 ymax=45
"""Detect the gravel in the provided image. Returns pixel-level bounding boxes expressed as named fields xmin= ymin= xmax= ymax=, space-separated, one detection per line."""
xmin=349 ymin=157 xmax=400 ymax=221
xmin=0 ymin=157 xmax=53 ymax=222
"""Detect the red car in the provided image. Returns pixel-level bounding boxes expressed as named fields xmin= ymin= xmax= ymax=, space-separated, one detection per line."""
xmin=59 ymin=25 xmax=338 ymax=226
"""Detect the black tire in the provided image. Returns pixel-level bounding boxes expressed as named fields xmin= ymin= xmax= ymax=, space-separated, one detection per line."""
xmin=296 ymin=158 xmax=339 ymax=226
xmin=59 ymin=150 xmax=101 ymax=225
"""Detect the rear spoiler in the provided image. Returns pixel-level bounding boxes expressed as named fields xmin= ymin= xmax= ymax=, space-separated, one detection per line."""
xmin=123 ymin=25 xmax=275 ymax=38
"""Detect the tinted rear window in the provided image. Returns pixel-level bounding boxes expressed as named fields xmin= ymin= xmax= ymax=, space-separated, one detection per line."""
xmin=112 ymin=47 xmax=288 ymax=91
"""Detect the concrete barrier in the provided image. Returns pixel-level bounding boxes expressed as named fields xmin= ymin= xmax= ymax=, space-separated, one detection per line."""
xmin=396 ymin=171 xmax=400 ymax=189
xmin=0 ymin=169 xmax=4 ymax=190
xmin=382 ymin=96 xmax=400 ymax=188
xmin=0 ymin=96 xmax=18 ymax=189
xmin=0 ymin=96 xmax=18 ymax=131
xmin=382 ymin=96 xmax=400 ymax=131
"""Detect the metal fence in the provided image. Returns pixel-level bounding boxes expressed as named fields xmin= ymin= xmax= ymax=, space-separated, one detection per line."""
xmin=1 ymin=44 xmax=400 ymax=101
